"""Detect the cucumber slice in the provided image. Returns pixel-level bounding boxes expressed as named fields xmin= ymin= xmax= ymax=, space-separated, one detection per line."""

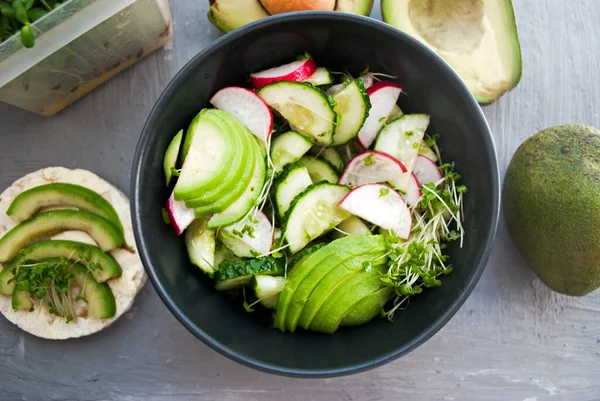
xmin=214 ymin=256 xmax=283 ymax=291
xmin=258 ymin=82 xmax=336 ymax=147
xmin=6 ymin=183 xmax=122 ymax=232
xmin=387 ymin=104 xmax=404 ymax=122
xmin=331 ymin=216 xmax=372 ymax=239
xmin=275 ymin=163 xmax=313 ymax=217
xmin=252 ymin=275 xmax=287 ymax=309
xmin=218 ymin=211 xmax=273 ymax=258
xmin=270 ymin=131 xmax=313 ymax=172
xmin=185 ymin=218 xmax=216 ymax=276
xmin=282 ymin=183 xmax=350 ymax=254
xmin=214 ymin=242 xmax=240 ymax=268
xmin=183 ymin=112 xmax=256 ymax=209
xmin=304 ymin=67 xmax=334 ymax=86
xmin=308 ymin=147 xmax=344 ymax=172
xmin=331 ymin=79 xmax=371 ymax=146
xmin=374 ymin=114 xmax=430 ymax=172
xmin=163 ymin=129 xmax=183 ymax=186
xmin=418 ymin=140 xmax=438 ymax=162
xmin=6 ymin=240 xmax=122 ymax=283
xmin=206 ymin=139 xmax=266 ymax=229
xmin=299 ymin=156 xmax=340 ymax=184
xmin=175 ymin=109 xmax=249 ymax=201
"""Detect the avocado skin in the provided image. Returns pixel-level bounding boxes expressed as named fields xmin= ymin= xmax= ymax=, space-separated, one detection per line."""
xmin=503 ymin=124 xmax=600 ymax=296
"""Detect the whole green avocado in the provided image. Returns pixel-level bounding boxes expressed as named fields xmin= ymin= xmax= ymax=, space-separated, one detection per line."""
xmin=503 ymin=124 xmax=600 ymax=296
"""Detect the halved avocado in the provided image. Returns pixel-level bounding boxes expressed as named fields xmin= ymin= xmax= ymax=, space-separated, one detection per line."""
xmin=335 ymin=0 xmax=374 ymax=16
xmin=0 ymin=210 xmax=125 ymax=263
xmin=208 ymin=0 xmax=269 ymax=33
xmin=9 ymin=240 xmax=122 ymax=282
xmin=382 ymin=0 xmax=522 ymax=104
xmin=6 ymin=183 xmax=123 ymax=232
xmin=340 ymin=286 xmax=393 ymax=326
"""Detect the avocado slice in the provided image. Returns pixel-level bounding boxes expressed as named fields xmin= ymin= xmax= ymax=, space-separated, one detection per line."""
xmin=164 ymin=129 xmax=183 ymax=186
xmin=12 ymin=288 xmax=33 ymax=310
xmin=8 ymin=240 xmax=122 ymax=283
xmin=382 ymin=0 xmax=522 ymax=104
xmin=208 ymin=0 xmax=269 ymax=33
xmin=0 ymin=210 xmax=125 ymax=263
xmin=68 ymin=260 xmax=116 ymax=318
xmin=340 ymin=286 xmax=393 ymax=327
xmin=297 ymin=257 xmax=388 ymax=330
xmin=0 ymin=267 xmax=15 ymax=295
xmin=335 ymin=0 xmax=374 ymax=16
xmin=6 ymin=183 xmax=123 ymax=232
xmin=276 ymin=235 xmax=388 ymax=332
xmin=309 ymin=265 xmax=388 ymax=334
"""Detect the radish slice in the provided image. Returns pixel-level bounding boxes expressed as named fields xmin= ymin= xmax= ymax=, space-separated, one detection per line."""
xmin=338 ymin=184 xmax=412 ymax=239
xmin=356 ymin=81 xmax=402 ymax=148
xmin=219 ymin=211 xmax=274 ymax=257
xmin=210 ymin=87 xmax=273 ymax=142
xmin=249 ymin=58 xmax=317 ymax=89
xmin=402 ymin=173 xmax=422 ymax=207
xmin=339 ymin=150 xmax=407 ymax=187
xmin=413 ymin=155 xmax=442 ymax=185
xmin=167 ymin=193 xmax=195 ymax=235
xmin=359 ymin=74 xmax=374 ymax=89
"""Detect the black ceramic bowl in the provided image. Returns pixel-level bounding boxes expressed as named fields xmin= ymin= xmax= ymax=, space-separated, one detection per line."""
xmin=132 ymin=12 xmax=500 ymax=377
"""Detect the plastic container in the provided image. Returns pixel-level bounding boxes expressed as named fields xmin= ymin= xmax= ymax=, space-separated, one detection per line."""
xmin=0 ymin=0 xmax=172 ymax=116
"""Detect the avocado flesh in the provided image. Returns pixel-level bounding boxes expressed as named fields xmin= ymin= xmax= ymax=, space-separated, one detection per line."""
xmin=208 ymin=0 xmax=269 ymax=33
xmin=7 ymin=240 xmax=122 ymax=283
xmin=184 ymin=112 xmax=256 ymax=210
xmin=0 ymin=210 xmax=125 ymax=263
xmin=310 ymin=265 xmax=388 ymax=333
xmin=297 ymin=257 xmax=388 ymax=330
xmin=341 ymin=286 xmax=393 ymax=326
xmin=382 ymin=0 xmax=522 ymax=104
xmin=503 ymin=124 xmax=600 ymax=296
xmin=0 ymin=267 xmax=15 ymax=295
xmin=278 ymin=235 xmax=387 ymax=332
xmin=12 ymin=288 xmax=32 ymax=310
xmin=68 ymin=261 xmax=116 ymax=318
xmin=335 ymin=0 xmax=374 ymax=16
xmin=6 ymin=183 xmax=123 ymax=232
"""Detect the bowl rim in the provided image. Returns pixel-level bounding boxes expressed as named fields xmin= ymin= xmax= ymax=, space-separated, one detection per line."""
xmin=131 ymin=11 xmax=501 ymax=378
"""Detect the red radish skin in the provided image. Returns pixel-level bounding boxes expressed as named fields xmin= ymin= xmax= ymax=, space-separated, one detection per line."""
xmin=338 ymin=183 xmax=412 ymax=239
xmin=413 ymin=155 xmax=443 ymax=185
xmin=210 ymin=86 xmax=273 ymax=142
xmin=403 ymin=173 xmax=422 ymax=207
xmin=167 ymin=193 xmax=195 ymax=235
xmin=356 ymin=81 xmax=403 ymax=148
xmin=249 ymin=58 xmax=317 ymax=89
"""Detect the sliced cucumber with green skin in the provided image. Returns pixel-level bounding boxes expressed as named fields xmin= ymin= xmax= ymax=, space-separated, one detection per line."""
xmin=218 ymin=211 xmax=273 ymax=258
xmin=341 ymin=286 xmax=393 ymax=327
xmin=258 ymin=82 xmax=337 ymax=147
xmin=275 ymin=163 xmax=313 ymax=217
xmin=299 ymin=156 xmax=340 ymax=184
xmin=68 ymin=260 xmax=117 ymax=318
xmin=175 ymin=109 xmax=249 ymax=201
xmin=183 ymin=112 xmax=256 ymax=209
xmin=6 ymin=240 xmax=122 ymax=283
xmin=6 ymin=183 xmax=123 ymax=232
xmin=331 ymin=78 xmax=371 ymax=146
xmin=303 ymin=67 xmax=334 ymax=86
xmin=214 ymin=242 xmax=240 ymax=268
xmin=206 ymin=139 xmax=266 ymax=229
xmin=0 ymin=210 xmax=125 ymax=263
xmin=270 ymin=131 xmax=313 ymax=172
xmin=163 ymin=129 xmax=183 ymax=186
xmin=331 ymin=216 xmax=372 ymax=239
xmin=252 ymin=275 xmax=287 ymax=309
xmin=0 ymin=267 xmax=15 ymax=295
xmin=12 ymin=288 xmax=32 ymax=311
xmin=374 ymin=114 xmax=430 ymax=172
xmin=419 ymin=140 xmax=438 ymax=162
xmin=214 ymin=256 xmax=283 ymax=291
xmin=282 ymin=183 xmax=350 ymax=254
xmin=309 ymin=147 xmax=345 ymax=172
xmin=185 ymin=218 xmax=216 ymax=276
